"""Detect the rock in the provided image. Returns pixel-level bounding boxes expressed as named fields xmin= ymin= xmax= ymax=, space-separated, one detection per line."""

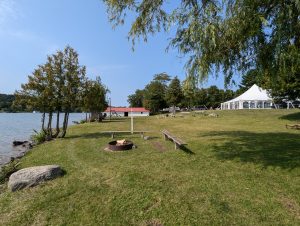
xmin=143 ymin=136 xmax=150 ymax=140
xmin=13 ymin=141 xmax=28 ymax=146
xmin=208 ymin=113 xmax=218 ymax=117
xmin=12 ymin=141 xmax=32 ymax=150
xmin=8 ymin=165 xmax=63 ymax=192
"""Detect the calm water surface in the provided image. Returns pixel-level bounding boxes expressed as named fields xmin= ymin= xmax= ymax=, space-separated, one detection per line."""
xmin=0 ymin=113 xmax=85 ymax=156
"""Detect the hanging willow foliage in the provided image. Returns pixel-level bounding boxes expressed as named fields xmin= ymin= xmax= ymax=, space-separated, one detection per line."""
xmin=103 ymin=0 xmax=300 ymax=98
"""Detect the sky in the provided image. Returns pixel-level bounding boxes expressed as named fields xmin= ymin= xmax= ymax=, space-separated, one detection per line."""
xmin=0 ymin=0 xmax=238 ymax=106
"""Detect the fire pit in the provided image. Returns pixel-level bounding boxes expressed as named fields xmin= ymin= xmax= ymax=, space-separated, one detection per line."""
xmin=108 ymin=140 xmax=134 ymax=151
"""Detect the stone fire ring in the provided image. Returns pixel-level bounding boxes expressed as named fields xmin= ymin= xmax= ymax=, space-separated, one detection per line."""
xmin=108 ymin=140 xmax=134 ymax=151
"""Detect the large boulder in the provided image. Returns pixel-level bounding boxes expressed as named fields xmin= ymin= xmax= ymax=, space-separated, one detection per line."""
xmin=8 ymin=165 xmax=63 ymax=192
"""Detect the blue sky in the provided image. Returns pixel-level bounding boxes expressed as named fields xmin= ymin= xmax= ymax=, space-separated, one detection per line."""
xmin=0 ymin=0 xmax=237 ymax=106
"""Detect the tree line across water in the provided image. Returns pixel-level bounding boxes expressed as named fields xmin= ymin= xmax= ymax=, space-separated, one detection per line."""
xmin=12 ymin=46 xmax=108 ymax=140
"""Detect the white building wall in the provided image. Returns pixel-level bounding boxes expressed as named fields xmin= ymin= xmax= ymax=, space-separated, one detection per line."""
xmin=104 ymin=111 xmax=149 ymax=117
xmin=129 ymin=112 xmax=150 ymax=117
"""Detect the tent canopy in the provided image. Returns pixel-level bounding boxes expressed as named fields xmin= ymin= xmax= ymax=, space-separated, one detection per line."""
xmin=224 ymin=84 xmax=271 ymax=103
xmin=221 ymin=84 xmax=273 ymax=110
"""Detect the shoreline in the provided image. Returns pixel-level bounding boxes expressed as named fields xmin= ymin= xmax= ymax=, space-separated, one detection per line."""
xmin=0 ymin=142 xmax=32 ymax=170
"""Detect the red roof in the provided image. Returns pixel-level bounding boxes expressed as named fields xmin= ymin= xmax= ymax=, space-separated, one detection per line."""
xmin=105 ymin=107 xmax=149 ymax=113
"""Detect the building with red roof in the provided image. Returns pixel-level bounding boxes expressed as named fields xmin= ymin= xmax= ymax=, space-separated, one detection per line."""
xmin=104 ymin=107 xmax=150 ymax=117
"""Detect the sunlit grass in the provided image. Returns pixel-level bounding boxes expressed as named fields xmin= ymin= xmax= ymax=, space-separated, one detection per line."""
xmin=0 ymin=109 xmax=299 ymax=225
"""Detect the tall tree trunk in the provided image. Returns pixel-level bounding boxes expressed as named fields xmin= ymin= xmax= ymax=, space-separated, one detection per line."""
xmin=47 ymin=112 xmax=53 ymax=138
xmin=60 ymin=112 xmax=68 ymax=138
xmin=53 ymin=110 xmax=60 ymax=138
xmin=41 ymin=112 xmax=46 ymax=133
xmin=60 ymin=112 xmax=69 ymax=138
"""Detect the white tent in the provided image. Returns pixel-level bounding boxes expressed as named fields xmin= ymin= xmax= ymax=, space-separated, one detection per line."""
xmin=221 ymin=84 xmax=273 ymax=110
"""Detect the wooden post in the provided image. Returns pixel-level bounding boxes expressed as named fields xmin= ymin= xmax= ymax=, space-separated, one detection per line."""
xmin=175 ymin=143 xmax=178 ymax=150
xmin=131 ymin=108 xmax=133 ymax=134
xmin=111 ymin=132 xmax=114 ymax=139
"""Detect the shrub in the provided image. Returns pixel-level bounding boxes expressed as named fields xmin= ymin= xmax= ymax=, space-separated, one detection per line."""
xmin=0 ymin=161 xmax=19 ymax=184
xmin=80 ymin=119 xmax=87 ymax=124
xmin=31 ymin=130 xmax=47 ymax=144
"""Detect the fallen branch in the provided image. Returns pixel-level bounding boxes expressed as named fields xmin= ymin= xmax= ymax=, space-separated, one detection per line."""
xmin=286 ymin=124 xmax=300 ymax=130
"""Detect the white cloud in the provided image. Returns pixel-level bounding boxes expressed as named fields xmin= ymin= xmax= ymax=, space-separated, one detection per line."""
xmin=0 ymin=0 xmax=18 ymax=26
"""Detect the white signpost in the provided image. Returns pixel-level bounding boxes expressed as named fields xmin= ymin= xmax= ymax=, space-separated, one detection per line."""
xmin=131 ymin=108 xmax=134 ymax=134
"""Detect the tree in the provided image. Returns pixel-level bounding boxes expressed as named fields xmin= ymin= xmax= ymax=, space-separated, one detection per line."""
xmin=15 ymin=65 xmax=53 ymax=135
xmin=165 ymin=76 xmax=183 ymax=113
xmin=153 ymin=72 xmax=171 ymax=86
xmin=182 ymin=75 xmax=197 ymax=108
xmin=82 ymin=77 xmax=108 ymax=122
xmin=236 ymin=69 xmax=261 ymax=96
xmin=143 ymin=81 xmax=167 ymax=114
xmin=102 ymin=0 xmax=300 ymax=98
xmin=268 ymin=72 xmax=300 ymax=102
xmin=193 ymin=86 xmax=233 ymax=109
xmin=59 ymin=46 xmax=86 ymax=138
xmin=14 ymin=46 xmax=87 ymax=139
xmin=206 ymin=86 xmax=222 ymax=109
xmin=194 ymin=88 xmax=208 ymax=107
xmin=128 ymin=89 xmax=144 ymax=107
xmin=221 ymin=89 xmax=235 ymax=103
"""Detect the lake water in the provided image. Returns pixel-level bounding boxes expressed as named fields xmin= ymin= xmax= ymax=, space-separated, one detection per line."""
xmin=0 ymin=113 xmax=85 ymax=157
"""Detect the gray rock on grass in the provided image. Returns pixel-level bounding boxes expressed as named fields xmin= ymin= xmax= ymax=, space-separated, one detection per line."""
xmin=8 ymin=165 xmax=63 ymax=192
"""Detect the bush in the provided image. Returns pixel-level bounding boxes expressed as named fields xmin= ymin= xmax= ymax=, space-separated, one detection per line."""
xmin=80 ymin=119 xmax=87 ymax=124
xmin=31 ymin=130 xmax=47 ymax=144
xmin=0 ymin=161 xmax=19 ymax=184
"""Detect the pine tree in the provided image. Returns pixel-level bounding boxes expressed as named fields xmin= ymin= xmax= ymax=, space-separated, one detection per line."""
xmin=165 ymin=76 xmax=183 ymax=114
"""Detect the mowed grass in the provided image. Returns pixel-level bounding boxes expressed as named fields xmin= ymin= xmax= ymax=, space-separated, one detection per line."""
xmin=0 ymin=110 xmax=300 ymax=225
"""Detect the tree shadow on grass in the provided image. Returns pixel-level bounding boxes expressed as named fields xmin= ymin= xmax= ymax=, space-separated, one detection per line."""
xmin=180 ymin=145 xmax=195 ymax=155
xmin=202 ymin=131 xmax=300 ymax=169
xmin=101 ymin=119 xmax=126 ymax=123
xmin=66 ymin=132 xmax=154 ymax=140
xmin=279 ymin=111 xmax=300 ymax=121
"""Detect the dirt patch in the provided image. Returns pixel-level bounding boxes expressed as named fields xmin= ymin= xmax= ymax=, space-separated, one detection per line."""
xmin=151 ymin=142 xmax=167 ymax=152
xmin=279 ymin=196 xmax=300 ymax=220
xmin=142 ymin=219 xmax=163 ymax=226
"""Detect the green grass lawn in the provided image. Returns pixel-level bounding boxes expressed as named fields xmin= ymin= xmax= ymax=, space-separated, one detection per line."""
xmin=0 ymin=110 xmax=300 ymax=225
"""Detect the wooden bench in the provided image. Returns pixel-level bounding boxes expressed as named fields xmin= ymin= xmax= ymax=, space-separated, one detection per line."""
xmin=100 ymin=131 xmax=149 ymax=139
xmin=162 ymin=129 xmax=187 ymax=150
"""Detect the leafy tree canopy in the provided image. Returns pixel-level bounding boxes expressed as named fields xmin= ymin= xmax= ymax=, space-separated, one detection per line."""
xmin=153 ymin=72 xmax=171 ymax=85
xmin=128 ymin=89 xmax=145 ymax=107
xmin=165 ymin=76 xmax=183 ymax=107
xmin=144 ymin=80 xmax=167 ymax=113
